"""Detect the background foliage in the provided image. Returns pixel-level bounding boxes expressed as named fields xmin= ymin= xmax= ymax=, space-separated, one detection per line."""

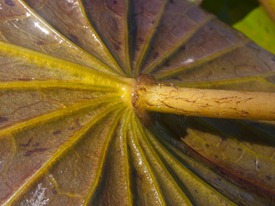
xmin=202 ymin=0 xmax=275 ymax=54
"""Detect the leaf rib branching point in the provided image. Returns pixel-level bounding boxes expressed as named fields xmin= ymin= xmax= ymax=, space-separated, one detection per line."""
xmin=133 ymin=75 xmax=275 ymax=121
xmin=120 ymin=78 xmax=136 ymax=108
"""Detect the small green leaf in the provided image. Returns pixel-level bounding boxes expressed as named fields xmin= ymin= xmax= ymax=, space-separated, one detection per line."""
xmin=234 ymin=6 xmax=275 ymax=54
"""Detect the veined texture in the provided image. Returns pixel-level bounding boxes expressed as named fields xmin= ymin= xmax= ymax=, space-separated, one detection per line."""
xmin=0 ymin=0 xmax=275 ymax=205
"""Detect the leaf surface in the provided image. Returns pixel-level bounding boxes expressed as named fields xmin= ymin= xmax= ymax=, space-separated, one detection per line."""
xmin=0 ymin=0 xmax=275 ymax=205
xmin=234 ymin=6 xmax=275 ymax=54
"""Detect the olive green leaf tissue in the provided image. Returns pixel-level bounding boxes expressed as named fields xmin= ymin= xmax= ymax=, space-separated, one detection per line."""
xmin=0 ymin=0 xmax=274 ymax=205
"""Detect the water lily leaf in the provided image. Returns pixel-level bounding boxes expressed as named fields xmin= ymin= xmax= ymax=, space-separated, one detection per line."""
xmin=0 ymin=0 xmax=275 ymax=205
xmin=130 ymin=0 xmax=167 ymax=75
xmin=24 ymin=0 xmax=123 ymax=73
xmin=234 ymin=6 xmax=275 ymax=54
xmin=83 ymin=0 xmax=132 ymax=75
xmin=0 ymin=0 xmax=117 ymax=75
xmin=142 ymin=0 xmax=214 ymax=74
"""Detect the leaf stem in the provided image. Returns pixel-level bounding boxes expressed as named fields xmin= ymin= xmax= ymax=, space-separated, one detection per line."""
xmin=133 ymin=75 xmax=275 ymax=121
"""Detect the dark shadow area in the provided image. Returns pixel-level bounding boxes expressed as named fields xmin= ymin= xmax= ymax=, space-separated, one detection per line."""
xmin=146 ymin=112 xmax=275 ymax=203
xmin=201 ymin=0 xmax=259 ymax=25
xmin=149 ymin=112 xmax=275 ymax=147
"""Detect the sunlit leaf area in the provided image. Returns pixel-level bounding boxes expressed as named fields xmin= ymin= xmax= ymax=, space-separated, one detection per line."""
xmin=234 ymin=7 xmax=275 ymax=54
xmin=0 ymin=0 xmax=275 ymax=205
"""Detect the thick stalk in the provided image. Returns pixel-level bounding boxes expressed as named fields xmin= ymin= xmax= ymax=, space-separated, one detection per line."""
xmin=133 ymin=76 xmax=275 ymax=121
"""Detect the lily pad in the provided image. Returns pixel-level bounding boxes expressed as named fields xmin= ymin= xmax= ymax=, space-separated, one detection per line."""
xmin=0 ymin=0 xmax=274 ymax=205
xmin=234 ymin=6 xmax=275 ymax=54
